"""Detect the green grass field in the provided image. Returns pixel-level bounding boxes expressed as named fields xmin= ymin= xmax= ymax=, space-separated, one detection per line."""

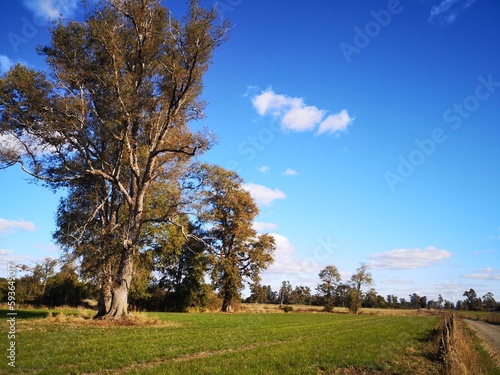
xmin=1 ymin=309 xmax=442 ymax=374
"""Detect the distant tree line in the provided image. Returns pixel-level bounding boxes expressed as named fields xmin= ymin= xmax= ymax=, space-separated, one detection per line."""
xmin=0 ymin=260 xmax=94 ymax=307
xmin=246 ymin=264 xmax=499 ymax=314
xmin=3 ymin=260 xmax=498 ymax=315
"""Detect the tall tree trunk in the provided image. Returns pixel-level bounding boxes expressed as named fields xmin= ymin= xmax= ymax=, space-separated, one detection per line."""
xmin=97 ymin=246 xmax=134 ymax=319
xmin=105 ymin=282 xmax=130 ymax=319
xmin=94 ymin=281 xmax=113 ymax=319
xmin=98 ymin=185 xmax=143 ymax=319
xmin=95 ymin=275 xmax=113 ymax=318
xmin=220 ymin=273 xmax=236 ymax=312
xmin=221 ymin=295 xmax=233 ymax=313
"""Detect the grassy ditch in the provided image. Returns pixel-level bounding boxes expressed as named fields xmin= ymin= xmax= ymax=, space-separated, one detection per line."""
xmin=438 ymin=313 xmax=500 ymax=375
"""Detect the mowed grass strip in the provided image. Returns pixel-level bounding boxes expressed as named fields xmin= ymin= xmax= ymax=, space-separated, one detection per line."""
xmin=6 ymin=310 xmax=441 ymax=374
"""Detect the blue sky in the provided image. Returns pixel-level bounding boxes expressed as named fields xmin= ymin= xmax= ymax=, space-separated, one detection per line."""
xmin=1 ymin=0 xmax=499 ymax=304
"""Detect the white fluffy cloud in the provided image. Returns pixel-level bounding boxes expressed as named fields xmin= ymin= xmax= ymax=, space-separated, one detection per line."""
xmin=0 ymin=55 xmax=13 ymax=73
xmin=0 ymin=218 xmax=35 ymax=234
xmin=252 ymin=89 xmax=353 ymax=136
xmin=253 ymin=222 xmax=278 ymax=232
xmin=281 ymin=105 xmax=324 ymax=132
xmin=242 ymin=183 xmax=286 ymax=206
xmin=252 ymin=90 xmax=300 ymax=116
xmin=369 ymin=246 xmax=452 ymax=270
xmin=23 ymin=0 xmax=79 ymax=19
xmin=260 ymin=233 xmax=328 ymax=291
xmin=265 ymin=234 xmax=318 ymax=275
xmin=317 ymin=109 xmax=353 ymax=135
xmin=265 ymin=234 xmax=302 ymax=274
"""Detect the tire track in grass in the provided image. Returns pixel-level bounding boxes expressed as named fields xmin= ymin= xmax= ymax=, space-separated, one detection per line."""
xmin=85 ymin=316 xmax=434 ymax=375
xmin=81 ymin=317 xmax=380 ymax=374
xmin=105 ymin=316 xmax=401 ymax=374
xmin=83 ymin=336 xmax=310 ymax=375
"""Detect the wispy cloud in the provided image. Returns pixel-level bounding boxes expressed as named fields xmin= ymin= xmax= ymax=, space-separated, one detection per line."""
xmin=252 ymin=89 xmax=353 ymax=136
xmin=379 ymin=277 xmax=415 ymax=285
xmin=0 ymin=218 xmax=35 ymax=234
xmin=257 ymin=166 xmax=270 ymax=173
xmin=429 ymin=0 xmax=477 ymax=24
xmin=472 ymin=249 xmax=497 ymax=256
xmin=242 ymin=183 xmax=286 ymax=206
xmin=433 ymin=281 xmax=471 ymax=296
xmin=370 ymin=246 xmax=452 ymax=270
xmin=487 ymin=226 xmax=500 ymax=240
xmin=462 ymin=268 xmax=500 ymax=281
xmin=283 ymin=168 xmax=298 ymax=176
xmin=0 ymin=249 xmax=37 ymax=275
xmin=22 ymin=0 xmax=79 ymax=19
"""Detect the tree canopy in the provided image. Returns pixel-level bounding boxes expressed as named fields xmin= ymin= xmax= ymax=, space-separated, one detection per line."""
xmin=0 ymin=0 xmax=228 ymax=319
xmin=317 ymin=265 xmax=341 ymax=311
xmin=198 ymin=165 xmax=275 ymax=312
xmin=350 ymin=263 xmax=373 ymax=314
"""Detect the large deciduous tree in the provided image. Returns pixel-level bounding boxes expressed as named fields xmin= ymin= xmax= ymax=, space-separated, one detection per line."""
xmin=349 ymin=263 xmax=373 ymax=314
xmin=0 ymin=0 xmax=228 ymax=319
xmin=317 ymin=264 xmax=341 ymax=311
xmin=198 ymin=165 xmax=275 ymax=312
xmin=278 ymin=280 xmax=293 ymax=306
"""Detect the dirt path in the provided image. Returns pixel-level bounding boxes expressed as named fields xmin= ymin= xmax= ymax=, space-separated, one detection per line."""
xmin=464 ymin=319 xmax=500 ymax=367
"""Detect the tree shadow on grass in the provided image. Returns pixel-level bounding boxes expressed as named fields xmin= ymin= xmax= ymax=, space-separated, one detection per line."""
xmin=0 ymin=309 xmax=50 ymax=319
